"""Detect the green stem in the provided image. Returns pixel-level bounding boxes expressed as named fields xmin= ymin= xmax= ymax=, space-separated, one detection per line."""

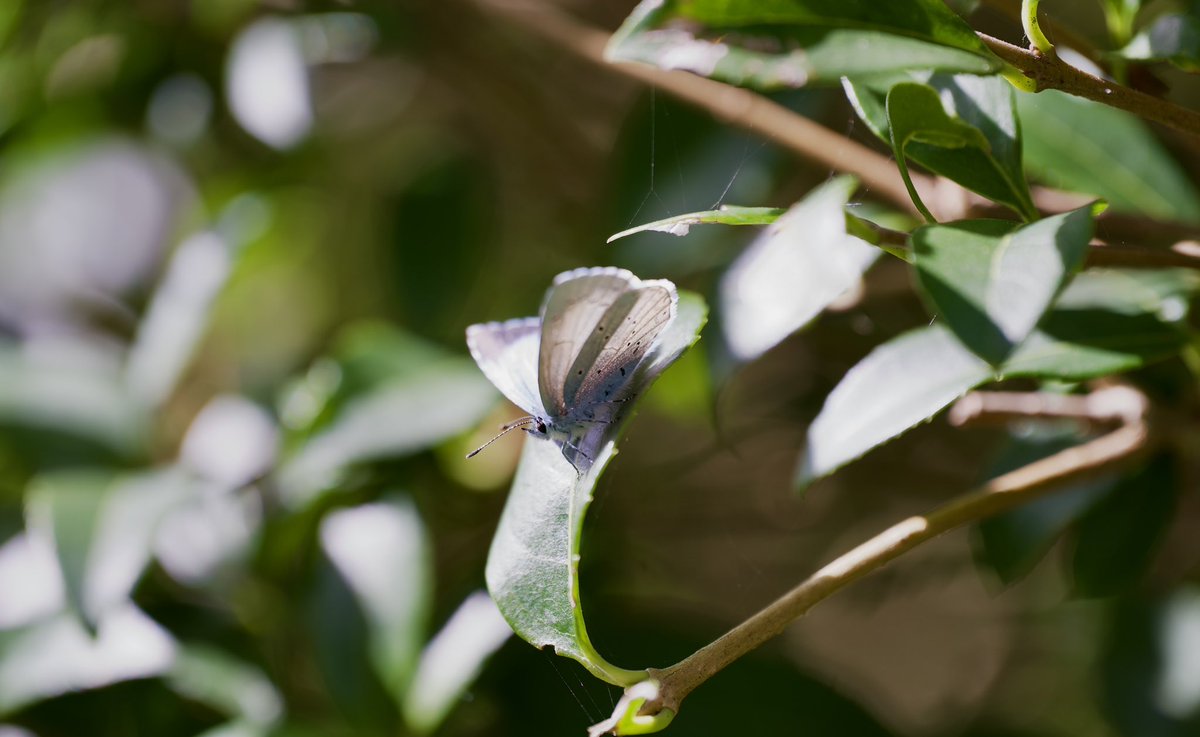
xmin=980 ymin=33 xmax=1200 ymax=143
xmin=1022 ymin=0 xmax=1055 ymax=55
xmin=637 ymin=389 xmax=1151 ymax=720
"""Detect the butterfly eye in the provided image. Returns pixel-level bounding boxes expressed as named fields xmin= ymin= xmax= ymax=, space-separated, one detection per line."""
xmin=537 ymin=421 xmax=547 ymax=433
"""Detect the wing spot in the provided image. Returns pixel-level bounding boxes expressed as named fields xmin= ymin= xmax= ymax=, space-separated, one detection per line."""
xmin=577 ymin=369 xmax=584 ymax=376
xmin=619 ymin=367 xmax=626 ymax=376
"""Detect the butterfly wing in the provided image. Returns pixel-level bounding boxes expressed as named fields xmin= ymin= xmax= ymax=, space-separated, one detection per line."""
xmin=565 ymin=278 xmax=677 ymax=413
xmin=466 ymin=318 xmax=546 ymax=418
xmin=537 ymin=267 xmax=637 ymax=417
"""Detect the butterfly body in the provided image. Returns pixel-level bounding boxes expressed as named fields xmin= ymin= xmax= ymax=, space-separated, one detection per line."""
xmin=467 ymin=267 xmax=679 ymax=469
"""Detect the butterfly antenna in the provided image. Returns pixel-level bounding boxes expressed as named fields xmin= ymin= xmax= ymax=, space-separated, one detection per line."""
xmin=466 ymin=417 xmax=536 ymax=459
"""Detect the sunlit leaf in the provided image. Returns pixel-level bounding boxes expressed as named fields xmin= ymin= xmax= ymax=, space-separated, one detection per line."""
xmin=607 ymin=206 xmax=785 ymax=242
xmin=26 ymin=468 xmax=201 ymax=628
xmin=226 ymin=18 xmax=312 ymax=149
xmin=912 ymin=206 xmax=1096 ymax=364
xmin=1101 ymin=588 xmax=1200 ymax=733
xmin=800 ymin=301 xmax=1187 ymax=484
xmin=1018 ymin=89 xmax=1200 ymax=223
xmin=485 ymin=295 xmax=705 ymax=683
xmin=152 ymin=476 xmax=261 ymax=586
xmin=885 ymin=80 xmax=1036 ymax=220
xmin=25 ymin=471 xmax=113 ymax=629
xmin=403 ymin=591 xmax=511 ymax=734
xmin=1152 ymin=588 xmax=1200 ymax=720
xmin=1054 ymin=268 xmax=1200 ymax=319
xmin=1117 ymin=13 xmax=1200 ymax=72
xmin=0 ymin=342 xmax=148 ymax=455
xmin=166 ymin=645 xmax=283 ymax=728
xmin=125 ymin=231 xmax=241 ymax=408
xmin=320 ymin=497 xmax=431 ymax=702
xmin=0 ymin=604 xmax=176 ymax=715
xmin=277 ymin=362 xmax=496 ymax=507
xmin=193 ymin=722 xmax=270 ymax=737
xmin=0 ymin=141 xmax=196 ymax=333
xmin=180 ymin=395 xmax=279 ymax=488
xmin=797 ymin=324 xmax=992 ymax=486
xmin=719 ymin=176 xmax=880 ymax=361
xmin=607 ymin=0 xmax=999 ymax=89
xmin=0 ymin=532 xmax=64 ymax=630
xmin=1000 ymin=309 xmax=1187 ymax=380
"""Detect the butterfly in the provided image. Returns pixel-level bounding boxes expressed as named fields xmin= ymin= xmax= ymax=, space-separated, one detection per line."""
xmin=466 ymin=267 xmax=680 ymax=469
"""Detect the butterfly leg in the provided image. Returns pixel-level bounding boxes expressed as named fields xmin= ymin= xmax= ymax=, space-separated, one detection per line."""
xmin=559 ymin=437 xmax=594 ymax=472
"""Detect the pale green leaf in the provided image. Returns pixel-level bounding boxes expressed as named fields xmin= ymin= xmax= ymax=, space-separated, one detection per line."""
xmin=719 ymin=176 xmax=880 ymax=361
xmin=166 ymin=645 xmax=284 ymax=727
xmin=912 ymin=205 xmax=1096 ymax=364
xmin=607 ymin=206 xmax=785 ymax=242
xmin=0 ymin=605 xmax=176 ymax=715
xmin=277 ymin=362 xmax=496 ymax=507
xmin=403 ymin=592 xmax=511 ymax=734
xmin=797 ymin=324 xmax=992 ymax=486
xmin=886 ymin=80 xmax=1037 ymax=220
xmin=607 ymin=0 xmax=999 ymax=90
xmin=1117 ymin=12 xmax=1200 ymax=71
xmin=1018 ymin=89 xmax=1200 ymax=223
xmin=799 ymin=298 xmax=1188 ymax=484
xmin=0 ymin=343 xmax=148 ymax=455
xmin=485 ymin=294 xmax=706 ymax=683
xmin=320 ymin=497 xmax=432 ymax=701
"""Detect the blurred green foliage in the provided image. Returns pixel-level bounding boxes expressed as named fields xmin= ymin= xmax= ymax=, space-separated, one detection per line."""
xmin=0 ymin=1 xmax=1198 ymax=737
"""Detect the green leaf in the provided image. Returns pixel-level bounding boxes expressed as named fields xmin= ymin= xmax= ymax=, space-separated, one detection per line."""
xmin=402 ymin=591 xmax=512 ymax=734
xmin=798 ymin=324 xmax=993 ymax=485
xmin=606 ymin=0 xmax=999 ymax=90
xmin=193 ymin=722 xmax=271 ymax=737
xmin=885 ymin=80 xmax=1037 ymax=221
xmin=125 ymin=230 xmax=242 ymax=408
xmin=485 ymin=294 xmax=706 ymax=684
xmin=1070 ymin=455 xmax=1179 ymax=597
xmin=912 ymin=206 xmax=1096 ymax=364
xmin=1125 ymin=9 xmax=1200 ymax=61
xmin=0 ymin=342 xmax=149 ymax=455
xmin=25 ymin=471 xmax=114 ymax=629
xmin=1001 ymin=308 xmax=1188 ymax=380
xmin=588 ymin=680 xmax=674 ymax=737
xmin=975 ymin=430 xmax=1117 ymax=585
xmin=719 ymin=176 xmax=881 ymax=361
xmin=1102 ymin=0 xmax=1142 ymax=45
xmin=0 ymin=605 xmax=176 ymax=715
xmin=607 ymin=206 xmax=785 ymax=242
xmin=277 ymin=361 xmax=496 ymax=507
xmin=25 ymin=468 xmax=202 ymax=629
xmin=165 ymin=645 xmax=284 ymax=728
xmin=319 ymin=497 xmax=432 ymax=703
xmin=799 ymin=298 xmax=1188 ymax=484
xmin=1053 ymin=267 xmax=1200 ymax=319
xmin=1117 ymin=12 xmax=1200 ymax=70
xmin=1018 ymin=89 xmax=1200 ymax=223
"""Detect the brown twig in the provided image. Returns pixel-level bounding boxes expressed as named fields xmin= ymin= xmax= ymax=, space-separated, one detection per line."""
xmin=477 ymin=0 xmax=1200 ymax=261
xmin=614 ymin=387 xmax=1153 ymax=726
xmin=477 ymin=0 xmax=940 ymax=217
xmin=948 ymin=385 xmax=1146 ymax=427
xmin=977 ymin=0 xmax=1108 ymax=69
xmin=980 ymin=34 xmax=1200 ymax=142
